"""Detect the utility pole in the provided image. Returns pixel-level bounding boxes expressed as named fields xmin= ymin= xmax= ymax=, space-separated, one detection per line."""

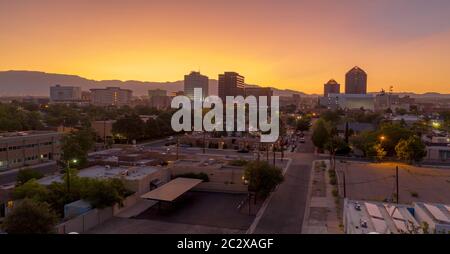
xmin=396 ymin=166 xmax=399 ymax=204
xmin=273 ymin=144 xmax=276 ymax=166
xmin=176 ymin=136 xmax=179 ymax=160
xmin=67 ymin=161 xmax=70 ymax=195
xmin=342 ymin=171 xmax=347 ymax=198
xmin=257 ymin=142 xmax=260 ymax=161
xmin=103 ymin=119 xmax=107 ymax=148
xmin=203 ymin=132 xmax=206 ymax=154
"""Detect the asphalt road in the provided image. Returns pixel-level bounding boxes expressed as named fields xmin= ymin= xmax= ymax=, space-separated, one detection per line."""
xmin=0 ymin=162 xmax=58 ymax=185
xmin=251 ymin=133 xmax=317 ymax=234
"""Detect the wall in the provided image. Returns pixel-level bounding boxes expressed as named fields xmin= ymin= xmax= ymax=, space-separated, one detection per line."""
xmin=55 ymin=194 xmax=140 ymax=234
xmin=55 ymin=207 xmax=114 ymax=234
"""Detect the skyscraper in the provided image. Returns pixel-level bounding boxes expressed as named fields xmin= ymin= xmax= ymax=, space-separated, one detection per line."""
xmin=345 ymin=66 xmax=367 ymax=94
xmin=90 ymin=87 xmax=132 ymax=107
xmin=218 ymin=72 xmax=245 ymax=102
xmin=148 ymin=89 xmax=167 ymax=100
xmin=50 ymin=85 xmax=82 ymax=102
xmin=324 ymin=79 xmax=340 ymax=96
xmin=184 ymin=71 xmax=208 ymax=100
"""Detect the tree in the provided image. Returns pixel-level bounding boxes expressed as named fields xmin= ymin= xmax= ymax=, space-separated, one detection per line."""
xmin=311 ymin=119 xmax=330 ymax=151
xmin=395 ymin=108 xmax=407 ymax=115
xmin=320 ymin=110 xmax=342 ymax=124
xmin=112 ymin=114 xmax=144 ymax=143
xmin=350 ymin=131 xmax=378 ymax=157
xmin=395 ymin=136 xmax=427 ymax=163
xmin=61 ymin=127 xmax=95 ymax=167
xmin=296 ymin=117 xmax=311 ymax=133
xmin=81 ymin=178 xmax=130 ymax=209
xmin=43 ymin=104 xmax=82 ymax=127
xmin=2 ymin=199 xmax=58 ymax=234
xmin=325 ymin=136 xmax=345 ymax=170
xmin=374 ymin=143 xmax=387 ymax=162
xmin=13 ymin=179 xmax=49 ymax=202
xmin=145 ymin=118 xmax=162 ymax=139
xmin=16 ymin=168 xmax=44 ymax=185
xmin=379 ymin=123 xmax=413 ymax=156
xmin=244 ymin=161 xmax=284 ymax=198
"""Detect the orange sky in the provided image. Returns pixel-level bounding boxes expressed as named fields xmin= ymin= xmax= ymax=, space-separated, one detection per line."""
xmin=1 ymin=0 xmax=450 ymax=94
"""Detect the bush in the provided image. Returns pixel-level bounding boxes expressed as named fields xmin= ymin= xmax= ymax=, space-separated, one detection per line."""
xmin=16 ymin=168 xmax=44 ymax=185
xmin=13 ymin=179 xmax=49 ymax=202
xmin=410 ymin=191 xmax=419 ymax=198
xmin=12 ymin=170 xmax=134 ymax=215
xmin=81 ymin=178 xmax=126 ymax=209
xmin=332 ymin=188 xmax=339 ymax=197
xmin=2 ymin=199 xmax=58 ymax=234
xmin=229 ymin=160 xmax=249 ymax=167
xmin=175 ymin=172 xmax=209 ymax=182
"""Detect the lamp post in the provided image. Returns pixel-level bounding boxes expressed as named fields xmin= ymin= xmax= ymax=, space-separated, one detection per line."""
xmin=66 ymin=159 xmax=78 ymax=195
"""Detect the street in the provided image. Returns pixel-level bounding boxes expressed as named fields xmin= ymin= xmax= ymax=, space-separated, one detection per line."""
xmin=250 ymin=132 xmax=317 ymax=233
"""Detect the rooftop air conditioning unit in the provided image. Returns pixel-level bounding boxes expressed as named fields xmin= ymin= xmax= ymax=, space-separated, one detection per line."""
xmin=355 ymin=202 xmax=361 ymax=211
xmin=360 ymin=220 xmax=368 ymax=228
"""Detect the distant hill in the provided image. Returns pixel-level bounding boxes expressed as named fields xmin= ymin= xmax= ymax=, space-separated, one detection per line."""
xmin=1 ymin=70 xmax=447 ymax=99
xmin=0 ymin=70 xmax=309 ymax=97
xmin=0 ymin=70 xmax=185 ymax=96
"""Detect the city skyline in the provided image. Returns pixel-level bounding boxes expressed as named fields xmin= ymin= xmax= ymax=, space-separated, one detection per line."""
xmin=2 ymin=0 xmax=450 ymax=94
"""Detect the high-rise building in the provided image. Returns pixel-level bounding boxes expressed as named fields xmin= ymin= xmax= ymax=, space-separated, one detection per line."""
xmin=90 ymin=87 xmax=132 ymax=107
xmin=324 ymin=79 xmax=340 ymax=96
xmin=148 ymin=89 xmax=167 ymax=99
xmin=345 ymin=66 xmax=367 ymax=94
xmin=50 ymin=85 xmax=82 ymax=102
xmin=218 ymin=72 xmax=245 ymax=102
xmin=149 ymin=95 xmax=172 ymax=110
xmin=245 ymin=87 xmax=273 ymax=106
xmin=184 ymin=71 xmax=208 ymax=100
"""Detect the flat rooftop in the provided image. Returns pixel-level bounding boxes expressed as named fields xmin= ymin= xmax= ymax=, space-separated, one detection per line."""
xmin=415 ymin=202 xmax=450 ymax=224
xmin=38 ymin=165 xmax=160 ymax=185
xmin=0 ymin=131 xmax=59 ymax=139
xmin=345 ymin=199 xmax=420 ymax=234
xmin=140 ymin=177 xmax=202 ymax=202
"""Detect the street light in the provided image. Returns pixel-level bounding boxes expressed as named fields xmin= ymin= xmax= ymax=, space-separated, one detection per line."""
xmin=380 ymin=135 xmax=386 ymax=142
xmin=66 ymin=158 xmax=78 ymax=195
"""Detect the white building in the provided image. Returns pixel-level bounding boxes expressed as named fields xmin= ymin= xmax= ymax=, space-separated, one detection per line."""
xmin=319 ymin=93 xmax=375 ymax=111
xmin=413 ymin=202 xmax=450 ymax=234
xmin=90 ymin=87 xmax=132 ymax=107
xmin=344 ymin=199 xmax=420 ymax=234
xmin=38 ymin=165 xmax=168 ymax=195
xmin=425 ymin=145 xmax=450 ymax=163
xmin=50 ymin=85 xmax=82 ymax=102
xmin=344 ymin=199 xmax=450 ymax=234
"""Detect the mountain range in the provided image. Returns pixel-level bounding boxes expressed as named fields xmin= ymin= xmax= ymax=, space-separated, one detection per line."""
xmin=0 ymin=70 xmax=308 ymax=97
xmin=0 ymin=70 xmax=449 ymax=99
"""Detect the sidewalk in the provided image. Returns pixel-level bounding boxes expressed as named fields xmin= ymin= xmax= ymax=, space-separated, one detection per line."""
xmin=302 ymin=160 xmax=342 ymax=234
xmin=0 ymin=161 xmax=56 ymax=176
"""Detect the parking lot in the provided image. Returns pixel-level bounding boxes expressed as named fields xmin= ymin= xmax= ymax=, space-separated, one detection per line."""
xmin=89 ymin=192 xmax=261 ymax=234
xmin=336 ymin=161 xmax=450 ymax=204
xmin=134 ymin=192 xmax=258 ymax=230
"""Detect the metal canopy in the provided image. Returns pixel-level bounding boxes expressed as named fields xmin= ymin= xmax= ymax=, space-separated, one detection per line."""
xmin=140 ymin=177 xmax=203 ymax=202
